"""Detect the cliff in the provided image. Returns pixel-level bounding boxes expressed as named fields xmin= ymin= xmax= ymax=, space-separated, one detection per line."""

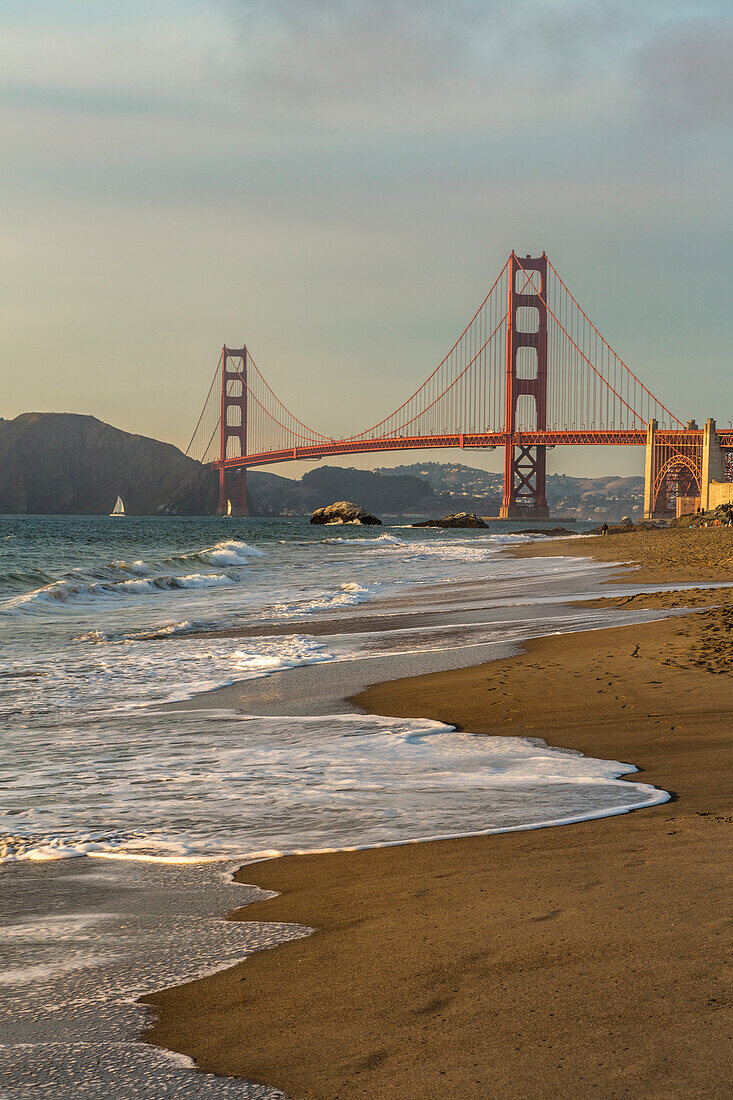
xmin=0 ymin=413 xmax=216 ymax=515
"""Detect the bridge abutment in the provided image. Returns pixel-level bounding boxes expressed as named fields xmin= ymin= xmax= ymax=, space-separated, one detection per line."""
xmin=500 ymin=444 xmax=549 ymax=519
xmin=217 ymin=465 xmax=248 ymax=517
xmin=643 ymin=418 xmax=731 ymax=519
xmin=643 ymin=420 xmax=659 ymax=518
xmin=701 ymin=418 xmax=724 ymax=512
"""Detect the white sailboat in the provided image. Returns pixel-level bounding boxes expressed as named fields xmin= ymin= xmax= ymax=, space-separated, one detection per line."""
xmin=226 ymin=499 xmax=232 ymax=517
xmin=110 ymin=495 xmax=126 ymax=517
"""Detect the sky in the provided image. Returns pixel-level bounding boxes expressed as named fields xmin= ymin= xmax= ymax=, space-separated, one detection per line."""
xmin=1 ymin=0 xmax=731 ymax=479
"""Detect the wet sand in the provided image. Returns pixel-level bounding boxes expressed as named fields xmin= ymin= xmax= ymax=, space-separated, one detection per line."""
xmin=144 ymin=529 xmax=733 ymax=1099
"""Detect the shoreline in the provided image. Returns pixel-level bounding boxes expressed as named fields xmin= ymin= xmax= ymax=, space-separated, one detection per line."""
xmin=143 ymin=528 xmax=733 ymax=1099
xmin=507 ymin=524 xmax=733 ymax=585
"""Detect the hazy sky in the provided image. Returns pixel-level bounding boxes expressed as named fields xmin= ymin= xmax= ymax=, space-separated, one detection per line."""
xmin=1 ymin=0 xmax=731 ymax=478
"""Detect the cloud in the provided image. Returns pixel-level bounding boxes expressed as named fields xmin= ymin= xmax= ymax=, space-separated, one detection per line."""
xmin=637 ymin=22 xmax=733 ymax=125
xmin=0 ymin=5 xmax=223 ymax=116
xmin=222 ymin=0 xmax=491 ymax=128
xmin=219 ymin=1 xmax=730 ymax=136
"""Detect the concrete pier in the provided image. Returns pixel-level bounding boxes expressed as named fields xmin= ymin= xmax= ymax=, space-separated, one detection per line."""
xmin=643 ymin=420 xmax=658 ymax=519
xmin=700 ymin=418 xmax=725 ymax=512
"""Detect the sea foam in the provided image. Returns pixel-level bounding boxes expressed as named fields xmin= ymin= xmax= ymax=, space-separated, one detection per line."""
xmin=0 ymin=711 xmax=669 ymax=866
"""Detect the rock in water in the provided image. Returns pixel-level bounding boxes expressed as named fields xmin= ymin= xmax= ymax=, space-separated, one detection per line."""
xmin=413 ymin=512 xmax=488 ymax=529
xmin=310 ymin=501 xmax=382 ymax=525
xmin=516 ymin=527 xmax=576 ymax=536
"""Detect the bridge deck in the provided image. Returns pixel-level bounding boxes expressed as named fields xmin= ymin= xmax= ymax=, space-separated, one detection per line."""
xmin=214 ymin=429 xmax=721 ymax=470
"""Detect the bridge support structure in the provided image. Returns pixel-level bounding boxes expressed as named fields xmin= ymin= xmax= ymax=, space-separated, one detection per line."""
xmin=217 ymin=346 xmax=249 ymax=516
xmin=644 ymin=419 xmax=703 ymax=518
xmin=700 ymin=418 xmax=725 ymax=511
xmin=643 ymin=421 xmax=659 ymax=518
xmin=500 ymin=252 xmax=550 ymax=519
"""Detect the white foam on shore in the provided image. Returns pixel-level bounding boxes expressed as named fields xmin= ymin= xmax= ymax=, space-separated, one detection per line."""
xmin=4 ymin=632 xmax=338 ymax=713
xmin=0 ymin=860 xmax=295 ymax=1098
xmin=271 ymin=581 xmax=375 ymax=616
xmin=0 ymin=711 xmax=669 ymax=866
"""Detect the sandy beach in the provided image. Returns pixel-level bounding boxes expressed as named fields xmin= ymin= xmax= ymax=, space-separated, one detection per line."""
xmin=510 ymin=524 xmax=733 ymax=585
xmin=143 ymin=527 xmax=733 ymax=1099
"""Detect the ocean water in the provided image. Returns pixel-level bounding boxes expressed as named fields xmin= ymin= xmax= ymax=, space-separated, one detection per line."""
xmin=0 ymin=514 xmax=674 ymax=1097
xmin=0 ymin=515 xmax=669 ymax=864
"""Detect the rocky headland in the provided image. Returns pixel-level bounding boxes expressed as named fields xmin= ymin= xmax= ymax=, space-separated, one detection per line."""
xmin=0 ymin=413 xmax=215 ymax=515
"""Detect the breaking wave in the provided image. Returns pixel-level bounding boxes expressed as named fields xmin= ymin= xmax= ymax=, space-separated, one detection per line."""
xmin=1 ymin=539 xmax=265 ymax=614
xmin=73 ymin=620 xmax=199 ymax=644
xmin=166 ymin=539 xmax=265 ymax=568
xmin=319 ymin=531 xmax=501 ymax=564
xmin=6 ymin=572 xmax=240 ymax=612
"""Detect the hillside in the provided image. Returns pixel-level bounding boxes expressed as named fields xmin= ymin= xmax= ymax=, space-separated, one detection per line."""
xmin=0 ymin=413 xmax=216 ymax=515
xmin=376 ymin=462 xmax=644 ymax=522
xmin=249 ymin=466 xmax=441 ymax=517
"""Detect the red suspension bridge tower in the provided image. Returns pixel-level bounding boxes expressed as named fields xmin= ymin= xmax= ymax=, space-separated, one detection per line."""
xmin=217 ymin=346 xmax=248 ymax=516
xmin=501 ymin=252 xmax=549 ymax=518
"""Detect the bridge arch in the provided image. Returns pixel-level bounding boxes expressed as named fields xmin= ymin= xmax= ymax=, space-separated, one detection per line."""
xmin=652 ymin=453 xmax=702 ymax=516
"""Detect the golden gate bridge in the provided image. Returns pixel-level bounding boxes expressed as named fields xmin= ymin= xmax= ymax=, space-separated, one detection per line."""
xmin=185 ymin=252 xmax=733 ymax=519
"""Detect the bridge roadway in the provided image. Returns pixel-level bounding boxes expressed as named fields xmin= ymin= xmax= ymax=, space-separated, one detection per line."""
xmin=214 ymin=428 xmax=733 ymax=472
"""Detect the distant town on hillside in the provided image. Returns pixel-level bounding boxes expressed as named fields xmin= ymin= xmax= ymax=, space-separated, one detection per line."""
xmin=374 ymin=462 xmax=644 ymax=522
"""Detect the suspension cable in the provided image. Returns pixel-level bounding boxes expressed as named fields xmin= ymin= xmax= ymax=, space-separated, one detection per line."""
xmin=185 ymin=354 xmax=222 ymax=456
